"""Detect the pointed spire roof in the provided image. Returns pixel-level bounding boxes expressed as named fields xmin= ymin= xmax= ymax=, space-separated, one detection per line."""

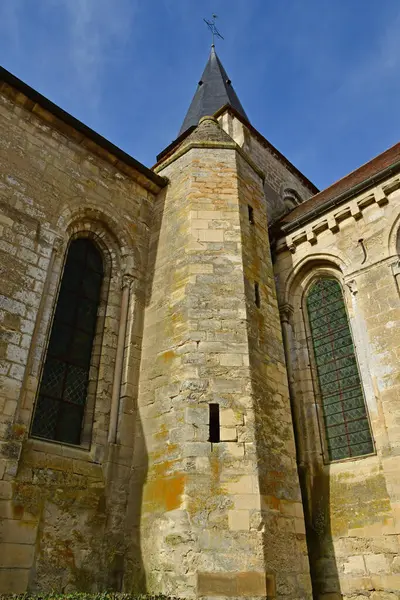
xmin=179 ymin=46 xmax=249 ymax=136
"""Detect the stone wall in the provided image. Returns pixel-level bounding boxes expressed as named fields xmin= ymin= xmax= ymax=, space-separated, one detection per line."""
xmin=0 ymin=84 xmax=159 ymax=592
xmin=274 ymin=175 xmax=400 ymax=599
xmin=126 ymin=116 xmax=311 ymax=599
xmin=217 ymin=111 xmax=315 ymax=224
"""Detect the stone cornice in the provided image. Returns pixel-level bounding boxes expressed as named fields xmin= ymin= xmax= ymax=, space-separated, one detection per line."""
xmin=154 ymin=138 xmax=265 ymax=182
xmin=275 ymin=176 xmax=400 ymax=255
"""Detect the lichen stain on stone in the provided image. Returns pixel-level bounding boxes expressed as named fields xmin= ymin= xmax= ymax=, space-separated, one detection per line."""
xmin=330 ymin=472 xmax=391 ymax=537
xmin=145 ymin=443 xmax=185 ymax=512
xmin=160 ymin=349 xmax=176 ymax=363
xmin=154 ymin=423 xmax=169 ymax=441
xmin=143 ymin=472 xmax=185 ymax=513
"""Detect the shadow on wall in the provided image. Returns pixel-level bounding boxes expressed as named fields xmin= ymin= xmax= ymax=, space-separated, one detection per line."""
xmin=301 ymin=465 xmax=340 ymax=599
xmin=238 ymin=197 xmax=340 ymax=597
xmin=122 ymin=187 xmax=168 ymax=593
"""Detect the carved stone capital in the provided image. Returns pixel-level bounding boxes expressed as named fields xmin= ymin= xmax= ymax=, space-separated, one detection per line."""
xmin=121 ymin=273 xmax=136 ymax=291
xmin=280 ymin=303 xmax=294 ymax=324
xmin=52 ymin=236 xmax=64 ymax=254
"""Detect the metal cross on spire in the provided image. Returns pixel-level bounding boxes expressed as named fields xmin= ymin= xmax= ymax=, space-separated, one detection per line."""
xmin=203 ymin=14 xmax=224 ymax=47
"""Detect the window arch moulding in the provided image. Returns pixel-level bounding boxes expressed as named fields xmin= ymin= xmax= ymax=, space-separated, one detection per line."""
xmin=304 ymin=276 xmax=374 ymax=461
xmin=27 ymin=222 xmax=125 ymax=453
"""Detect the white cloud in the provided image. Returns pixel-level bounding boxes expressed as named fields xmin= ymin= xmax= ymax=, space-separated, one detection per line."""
xmin=48 ymin=0 xmax=137 ymax=103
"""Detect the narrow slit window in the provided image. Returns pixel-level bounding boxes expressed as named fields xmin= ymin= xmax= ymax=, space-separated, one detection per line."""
xmin=31 ymin=238 xmax=104 ymax=445
xmin=306 ymin=277 xmax=374 ymax=461
xmin=254 ymin=282 xmax=261 ymax=307
xmin=209 ymin=404 xmax=220 ymax=443
xmin=248 ymin=205 xmax=255 ymax=225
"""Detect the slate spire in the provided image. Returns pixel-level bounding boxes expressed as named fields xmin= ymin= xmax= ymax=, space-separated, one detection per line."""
xmin=179 ymin=46 xmax=249 ymax=136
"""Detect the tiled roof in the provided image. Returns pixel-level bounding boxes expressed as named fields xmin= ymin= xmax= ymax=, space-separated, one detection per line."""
xmin=281 ymin=142 xmax=400 ymax=229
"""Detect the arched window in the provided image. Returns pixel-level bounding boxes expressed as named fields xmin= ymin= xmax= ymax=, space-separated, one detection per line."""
xmin=306 ymin=277 xmax=373 ymax=461
xmin=31 ymin=238 xmax=104 ymax=445
xmin=283 ymin=188 xmax=302 ymax=213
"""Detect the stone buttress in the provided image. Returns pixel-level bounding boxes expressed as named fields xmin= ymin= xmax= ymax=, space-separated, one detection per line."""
xmin=125 ymin=117 xmax=312 ymax=599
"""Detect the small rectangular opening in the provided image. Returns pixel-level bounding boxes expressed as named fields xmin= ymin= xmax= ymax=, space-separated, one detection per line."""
xmin=209 ymin=404 xmax=220 ymax=443
xmin=248 ymin=205 xmax=255 ymax=224
xmin=255 ymin=282 xmax=261 ymax=307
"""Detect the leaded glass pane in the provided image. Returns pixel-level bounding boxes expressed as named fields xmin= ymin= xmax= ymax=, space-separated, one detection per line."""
xmin=306 ymin=278 xmax=373 ymax=460
xmin=31 ymin=238 xmax=103 ymax=444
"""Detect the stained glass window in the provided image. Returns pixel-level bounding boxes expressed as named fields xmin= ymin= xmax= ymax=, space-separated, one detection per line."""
xmin=306 ymin=278 xmax=373 ymax=461
xmin=31 ymin=238 xmax=103 ymax=445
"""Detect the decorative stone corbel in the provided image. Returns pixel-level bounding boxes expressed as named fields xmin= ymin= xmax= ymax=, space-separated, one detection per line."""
xmin=286 ymin=235 xmax=296 ymax=254
xmin=350 ymin=200 xmax=362 ymax=221
xmin=375 ymin=187 xmax=389 ymax=207
xmin=306 ymin=229 xmax=317 ymax=246
xmin=346 ymin=280 xmax=358 ymax=296
xmin=391 ymin=261 xmax=400 ymax=278
xmin=327 ymin=215 xmax=339 ymax=234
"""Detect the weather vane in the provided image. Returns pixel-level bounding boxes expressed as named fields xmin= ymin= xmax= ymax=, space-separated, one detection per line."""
xmin=204 ymin=14 xmax=224 ymax=47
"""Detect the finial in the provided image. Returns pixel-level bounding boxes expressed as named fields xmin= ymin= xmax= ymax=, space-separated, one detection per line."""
xmin=203 ymin=14 xmax=224 ymax=47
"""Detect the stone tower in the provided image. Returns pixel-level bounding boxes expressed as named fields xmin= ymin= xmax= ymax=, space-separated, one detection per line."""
xmin=124 ymin=48 xmax=313 ymax=598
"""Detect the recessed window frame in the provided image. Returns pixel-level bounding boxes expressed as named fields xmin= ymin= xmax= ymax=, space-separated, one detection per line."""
xmin=302 ymin=274 xmax=375 ymax=464
xmin=30 ymin=233 xmax=111 ymax=449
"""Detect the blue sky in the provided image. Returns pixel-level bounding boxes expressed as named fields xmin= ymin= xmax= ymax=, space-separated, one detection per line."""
xmin=1 ymin=0 xmax=399 ymax=190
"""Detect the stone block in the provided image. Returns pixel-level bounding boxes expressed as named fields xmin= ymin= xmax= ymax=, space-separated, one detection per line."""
xmin=219 ymin=353 xmax=243 ymax=366
xmin=197 ymin=572 xmax=237 ymax=596
xmin=343 ymin=555 xmax=366 ymax=575
xmin=221 ymin=442 xmax=245 ymax=457
xmin=228 ymin=509 xmax=250 ymax=531
xmin=220 ymin=427 xmax=237 ymax=442
xmin=0 ymin=568 xmax=30 ymax=593
xmin=234 ymin=494 xmax=261 ymax=510
xmin=237 ymin=572 xmax=267 ymax=596
xmin=0 ymin=543 xmax=34 ymax=568
xmin=197 ymin=229 xmax=224 ymax=242
xmin=0 ymin=518 xmax=37 ymax=544
xmin=220 ymin=408 xmax=244 ymax=427
xmin=197 ymin=571 xmax=268 ymax=597
xmin=226 ymin=475 xmax=257 ymax=495
xmin=364 ymin=553 xmax=391 ymax=574
xmin=0 ymin=481 xmax=12 ymax=500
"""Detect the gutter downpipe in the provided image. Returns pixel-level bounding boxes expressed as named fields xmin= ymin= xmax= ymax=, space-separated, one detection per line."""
xmin=108 ymin=274 xmax=133 ymax=444
xmin=281 ymin=161 xmax=400 ymax=235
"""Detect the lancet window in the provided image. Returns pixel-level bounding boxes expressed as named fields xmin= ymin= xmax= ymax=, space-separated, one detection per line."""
xmin=31 ymin=238 xmax=103 ymax=445
xmin=306 ymin=277 xmax=373 ymax=460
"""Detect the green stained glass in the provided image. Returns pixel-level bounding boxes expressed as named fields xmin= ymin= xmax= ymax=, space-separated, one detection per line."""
xmin=306 ymin=278 xmax=373 ymax=461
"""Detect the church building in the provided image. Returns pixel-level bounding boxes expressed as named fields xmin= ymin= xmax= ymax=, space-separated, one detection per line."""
xmin=0 ymin=45 xmax=400 ymax=600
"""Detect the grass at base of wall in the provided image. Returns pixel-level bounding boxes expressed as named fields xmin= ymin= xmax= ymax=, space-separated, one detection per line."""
xmin=0 ymin=592 xmax=178 ymax=600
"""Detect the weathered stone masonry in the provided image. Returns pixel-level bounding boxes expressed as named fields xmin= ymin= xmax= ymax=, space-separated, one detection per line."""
xmin=127 ymin=116 xmax=311 ymax=599
xmin=1 ymin=49 xmax=400 ymax=600
xmin=0 ymin=79 xmax=164 ymax=593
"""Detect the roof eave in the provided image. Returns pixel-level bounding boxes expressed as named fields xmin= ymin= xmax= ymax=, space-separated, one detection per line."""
xmin=0 ymin=66 xmax=167 ymax=193
xmin=278 ymin=158 xmax=400 ymax=235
